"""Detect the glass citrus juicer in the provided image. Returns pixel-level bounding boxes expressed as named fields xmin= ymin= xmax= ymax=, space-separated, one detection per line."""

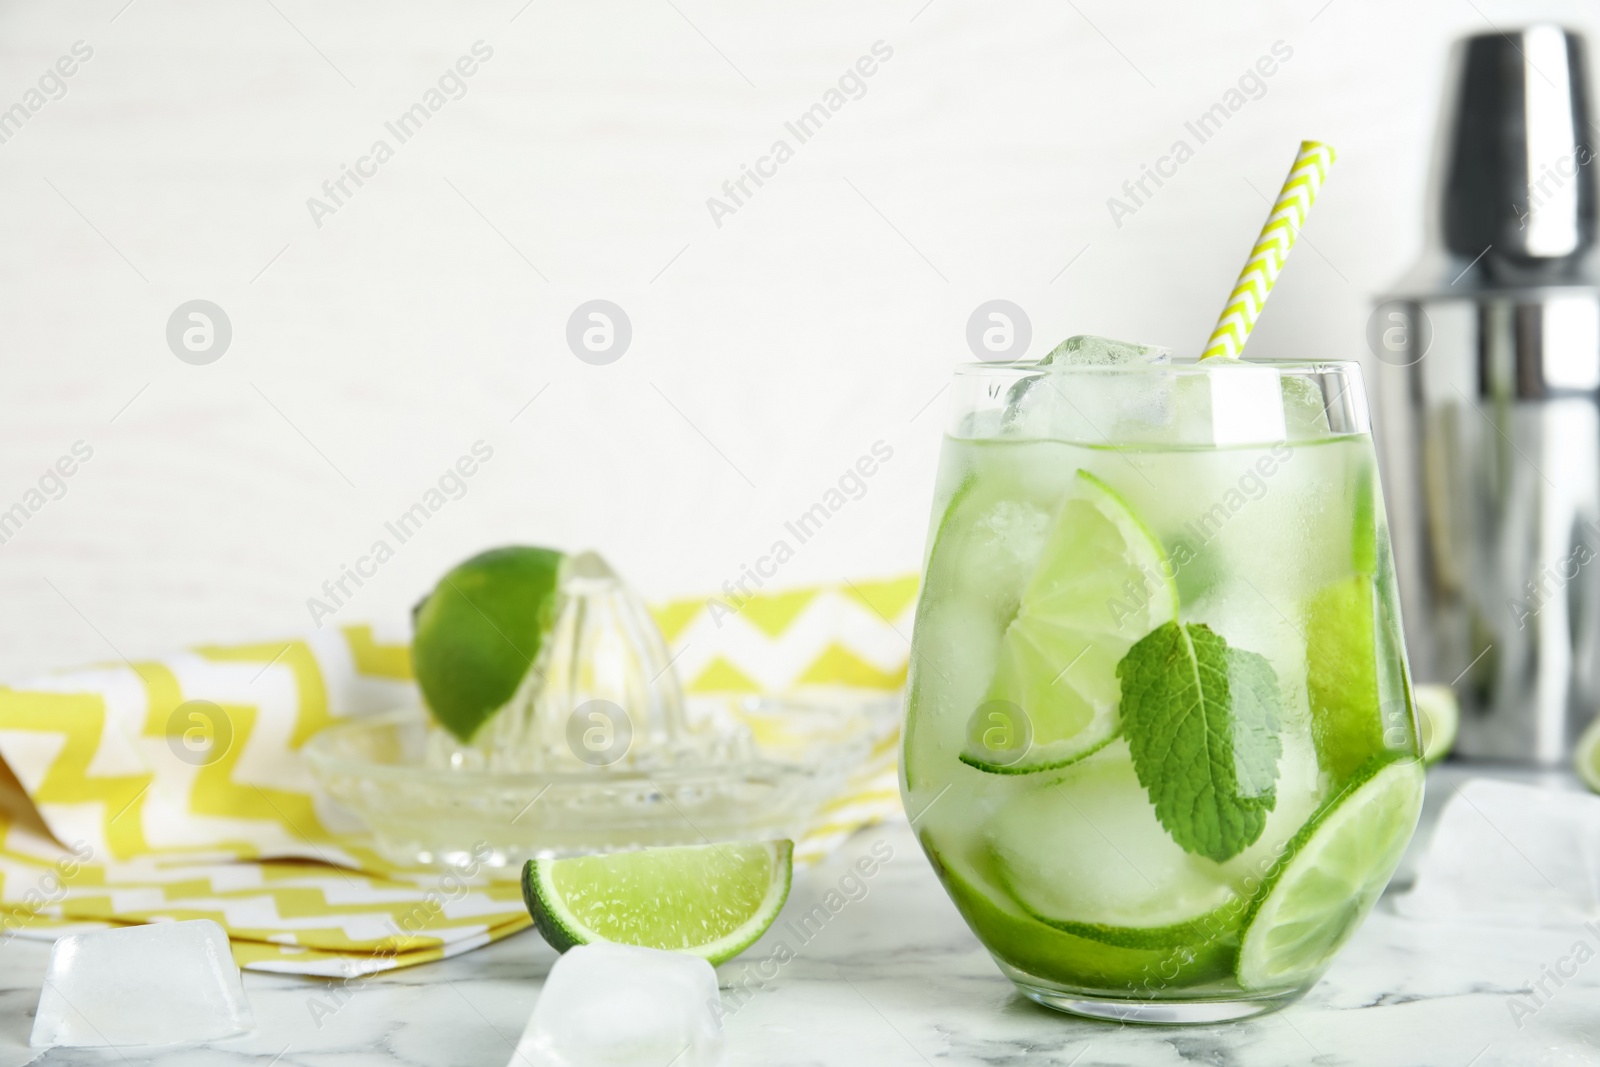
xmin=306 ymin=549 xmax=895 ymax=875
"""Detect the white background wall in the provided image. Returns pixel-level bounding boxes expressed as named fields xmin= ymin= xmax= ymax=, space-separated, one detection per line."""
xmin=0 ymin=0 xmax=1595 ymax=678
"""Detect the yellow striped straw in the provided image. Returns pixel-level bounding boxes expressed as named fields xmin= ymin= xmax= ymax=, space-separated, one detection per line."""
xmin=1200 ymin=140 xmax=1337 ymax=361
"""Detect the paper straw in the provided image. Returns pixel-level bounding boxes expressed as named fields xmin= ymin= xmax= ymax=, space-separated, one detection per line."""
xmin=1200 ymin=140 xmax=1337 ymax=361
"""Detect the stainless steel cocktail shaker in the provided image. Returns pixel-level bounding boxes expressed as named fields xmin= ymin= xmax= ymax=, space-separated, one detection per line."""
xmin=1376 ymin=25 xmax=1600 ymax=764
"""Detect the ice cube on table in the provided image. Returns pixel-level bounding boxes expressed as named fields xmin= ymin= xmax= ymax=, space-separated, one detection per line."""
xmin=31 ymin=919 xmax=253 ymax=1048
xmin=1396 ymin=778 xmax=1600 ymax=928
xmin=511 ymin=942 xmax=724 ymax=1067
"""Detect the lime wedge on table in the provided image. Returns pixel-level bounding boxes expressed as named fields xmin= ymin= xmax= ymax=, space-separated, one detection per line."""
xmin=1236 ymin=759 xmax=1423 ymax=991
xmin=963 ymin=470 xmax=1178 ymax=773
xmin=522 ymin=841 xmax=793 ymax=965
xmin=1415 ymin=684 xmax=1458 ymax=765
xmin=1575 ymin=715 xmax=1600 ymax=793
xmin=412 ymin=546 xmax=566 ymax=742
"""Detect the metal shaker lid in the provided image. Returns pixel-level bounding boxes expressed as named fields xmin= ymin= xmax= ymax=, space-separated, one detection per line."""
xmin=1399 ymin=25 xmax=1600 ymax=294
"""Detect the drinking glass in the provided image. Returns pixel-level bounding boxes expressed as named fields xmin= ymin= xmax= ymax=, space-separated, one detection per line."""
xmin=901 ymin=358 xmax=1425 ymax=1023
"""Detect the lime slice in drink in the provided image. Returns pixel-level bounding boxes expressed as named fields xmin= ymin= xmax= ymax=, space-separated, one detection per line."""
xmin=929 ymin=841 xmax=1235 ymax=990
xmin=522 ymin=841 xmax=792 ymax=965
xmin=412 ymin=546 xmax=566 ymax=742
xmin=963 ymin=470 xmax=1178 ymax=773
xmin=903 ymin=468 xmax=1055 ymax=792
xmin=1304 ymin=575 xmax=1387 ymax=780
xmin=1415 ymin=684 xmax=1458 ymax=765
xmin=1236 ymin=758 xmax=1423 ymax=991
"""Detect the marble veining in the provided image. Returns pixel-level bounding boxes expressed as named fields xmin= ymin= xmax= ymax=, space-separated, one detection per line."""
xmin=1 ymin=767 xmax=1598 ymax=1066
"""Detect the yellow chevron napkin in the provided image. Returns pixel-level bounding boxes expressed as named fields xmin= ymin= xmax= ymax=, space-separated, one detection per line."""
xmin=0 ymin=577 xmax=915 ymax=975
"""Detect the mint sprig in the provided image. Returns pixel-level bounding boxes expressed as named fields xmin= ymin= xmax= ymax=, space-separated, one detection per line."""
xmin=1115 ymin=622 xmax=1283 ymax=862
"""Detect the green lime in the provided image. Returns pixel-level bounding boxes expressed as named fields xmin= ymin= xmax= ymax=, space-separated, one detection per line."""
xmin=1236 ymin=758 xmax=1423 ymax=992
xmin=963 ymin=470 xmax=1178 ymax=774
xmin=929 ymin=841 xmax=1234 ymax=990
xmin=903 ymin=469 xmax=1051 ymax=791
xmin=1575 ymin=715 xmax=1600 ymax=793
xmin=1304 ymin=575 xmax=1387 ymax=780
xmin=412 ymin=546 xmax=566 ymax=742
xmin=522 ymin=841 xmax=792 ymax=965
xmin=1020 ymin=899 xmax=1247 ymax=954
xmin=1414 ymin=684 xmax=1458 ymax=765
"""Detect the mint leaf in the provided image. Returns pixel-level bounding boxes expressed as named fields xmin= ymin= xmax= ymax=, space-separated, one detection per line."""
xmin=1115 ymin=622 xmax=1283 ymax=862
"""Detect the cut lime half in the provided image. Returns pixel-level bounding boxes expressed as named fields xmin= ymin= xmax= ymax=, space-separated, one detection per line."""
xmin=1236 ymin=759 xmax=1423 ymax=991
xmin=412 ymin=546 xmax=566 ymax=742
xmin=963 ymin=469 xmax=1178 ymax=774
xmin=522 ymin=840 xmax=792 ymax=965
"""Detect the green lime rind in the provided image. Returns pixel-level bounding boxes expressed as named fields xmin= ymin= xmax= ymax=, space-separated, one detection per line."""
xmin=412 ymin=546 xmax=566 ymax=742
xmin=1235 ymin=756 xmax=1423 ymax=992
xmin=962 ymin=469 xmax=1178 ymax=776
xmin=522 ymin=840 xmax=793 ymax=966
xmin=524 ymin=875 xmax=580 ymax=956
xmin=957 ymin=732 xmax=1116 ymax=775
xmin=1018 ymin=897 xmax=1248 ymax=952
xmin=1240 ymin=752 xmax=1407 ymax=926
xmin=929 ymin=842 xmax=1234 ymax=991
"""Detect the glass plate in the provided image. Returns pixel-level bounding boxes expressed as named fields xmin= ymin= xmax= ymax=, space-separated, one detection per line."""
xmin=304 ymin=690 xmax=900 ymax=876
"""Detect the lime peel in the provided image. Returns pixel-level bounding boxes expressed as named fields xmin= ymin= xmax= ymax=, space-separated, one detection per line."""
xmin=1017 ymin=900 xmax=1247 ymax=953
xmin=930 ymin=843 xmax=1236 ymax=989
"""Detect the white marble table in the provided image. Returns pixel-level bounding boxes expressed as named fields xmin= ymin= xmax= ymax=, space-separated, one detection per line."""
xmin=2 ymin=765 xmax=1597 ymax=1067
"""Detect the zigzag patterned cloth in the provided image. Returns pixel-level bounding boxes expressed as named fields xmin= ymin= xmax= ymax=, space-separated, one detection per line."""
xmin=0 ymin=576 xmax=916 ymax=976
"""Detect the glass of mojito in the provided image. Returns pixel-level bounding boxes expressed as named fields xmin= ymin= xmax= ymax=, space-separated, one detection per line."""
xmin=901 ymin=339 xmax=1425 ymax=1023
